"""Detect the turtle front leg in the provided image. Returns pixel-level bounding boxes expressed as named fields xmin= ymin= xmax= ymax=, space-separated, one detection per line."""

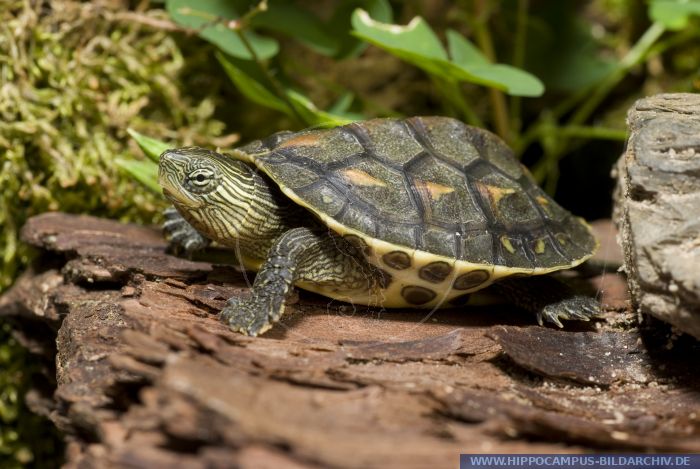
xmin=490 ymin=276 xmax=600 ymax=327
xmin=162 ymin=207 xmax=211 ymax=256
xmin=220 ymin=227 xmax=376 ymax=336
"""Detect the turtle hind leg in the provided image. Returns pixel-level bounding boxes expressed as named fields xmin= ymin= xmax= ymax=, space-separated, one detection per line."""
xmin=220 ymin=227 xmax=377 ymax=336
xmin=490 ymin=276 xmax=600 ymax=328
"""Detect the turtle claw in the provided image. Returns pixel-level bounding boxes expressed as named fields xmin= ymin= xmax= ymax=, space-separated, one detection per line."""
xmin=537 ymin=306 xmax=565 ymax=328
xmin=220 ymin=297 xmax=277 ymax=337
xmin=162 ymin=208 xmax=210 ymax=256
xmin=537 ymin=295 xmax=600 ymax=328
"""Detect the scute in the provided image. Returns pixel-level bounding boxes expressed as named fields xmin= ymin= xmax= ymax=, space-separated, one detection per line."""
xmin=357 ymin=119 xmax=424 ymax=165
xmin=406 ymin=154 xmax=487 ymax=227
xmin=333 ymin=158 xmax=419 ymax=222
xmin=246 ymin=116 xmax=597 ymax=272
xmin=296 ymin=180 xmax=346 ymax=217
xmin=479 ymin=132 xmax=524 ymax=179
xmin=472 ymin=171 xmax=541 ymax=229
xmin=265 ymin=162 xmax=319 ymax=189
xmin=275 ymin=126 xmax=363 ymax=165
xmin=375 ymin=221 xmax=420 ymax=252
xmin=409 ymin=117 xmax=482 ymax=167
xmin=422 ymin=227 xmax=457 ymax=259
xmin=459 ymin=231 xmax=494 ymax=265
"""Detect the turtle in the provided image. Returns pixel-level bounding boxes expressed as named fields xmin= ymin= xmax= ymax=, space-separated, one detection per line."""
xmin=158 ymin=116 xmax=599 ymax=336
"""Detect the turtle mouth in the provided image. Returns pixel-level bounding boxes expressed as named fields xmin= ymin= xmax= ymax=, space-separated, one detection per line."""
xmin=161 ymin=185 xmax=203 ymax=209
xmin=158 ymin=162 xmax=203 ymax=209
xmin=161 ymin=187 xmax=175 ymax=199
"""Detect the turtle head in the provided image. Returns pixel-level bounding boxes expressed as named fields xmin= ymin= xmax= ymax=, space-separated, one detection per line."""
xmin=158 ymin=147 xmax=256 ymax=244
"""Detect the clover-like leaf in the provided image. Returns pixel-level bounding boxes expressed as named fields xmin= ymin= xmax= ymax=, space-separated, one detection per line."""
xmin=351 ymin=9 xmax=447 ymax=63
xmin=446 ymin=30 xmax=489 ymax=66
xmin=352 ymin=10 xmax=544 ymax=97
xmin=328 ymin=0 xmax=393 ymax=58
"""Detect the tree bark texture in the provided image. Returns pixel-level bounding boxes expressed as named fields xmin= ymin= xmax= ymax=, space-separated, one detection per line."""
xmin=0 ymin=213 xmax=697 ymax=468
xmin=614 ymin=93 xmax=700 ymax=339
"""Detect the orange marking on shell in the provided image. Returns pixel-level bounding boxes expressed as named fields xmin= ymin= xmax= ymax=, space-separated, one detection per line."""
xmin=275 ymin=133 xmax=321 ymax=149
xmin=475 ymin=181 xmax=516 ymax=206
xmin=537 ymin=196 xmax=553 ymax=216
xmin=415 ymin=180 xmax=455 ymax=201
xmin=342 ymin=168 xmax=387 ymax=187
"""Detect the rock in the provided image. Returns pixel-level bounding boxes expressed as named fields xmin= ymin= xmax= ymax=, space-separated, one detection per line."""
xmin=2 ymin=213 xmax=699 ymax=467
xmin=614 ymin=93 xmax=700 ymax=339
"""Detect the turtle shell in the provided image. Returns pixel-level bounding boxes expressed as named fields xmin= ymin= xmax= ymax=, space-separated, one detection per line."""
xmin=232 ymin=117 xmax=597 ymax=278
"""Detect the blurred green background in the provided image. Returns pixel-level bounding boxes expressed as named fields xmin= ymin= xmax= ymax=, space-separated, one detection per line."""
xmin=1 ymin=0 xmax=699 ymax=465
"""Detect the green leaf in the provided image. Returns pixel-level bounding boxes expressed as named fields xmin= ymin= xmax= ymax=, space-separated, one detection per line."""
xmin=328 ymin=93 xmax=367 ymax=122
xmin=459 ymin=64 xmax=544 ymax=97
xmin=352 ymin=10 xmax=544 ymax=97
xmin=247 ymin=0 xmax=339 ymax=56
xmin=328 ymin=92 xmax=355 ymax=115
xmin=115 ymin=158 xmax=160 ymax=193
xmin=649 ymin=0 xmax=700 ymax=30
xmin=286 ymin=90 xmax=356 ymax=127
xmin=446 ymin=30 xmax=488 ymax=66
xmin=352 ymin=9 xmax=447 ymax=61
xmin=228 ymin=0 xmax=392 ymax=58
xmin=328 ymin=0 xmax=394 ymax=58
xmin=524 ymin=3 xmax=619 ymax=92
xmin=218 ymin=53 xmax=355 ymax=126
xmin=127 ymin=129 xmax=171 ymax=163
xmin=166 ymin=0 xmax=278 ymax=59
xmin=217 ymin=53 xmax=288 ymax=112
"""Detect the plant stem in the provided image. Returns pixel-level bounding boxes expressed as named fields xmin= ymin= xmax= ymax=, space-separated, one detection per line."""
xmin=237 ymin=32 xmax=306 ymax=126
xmin=440 ymin=79 xmax=484 ymax=127
xmin=569 ymin=21 xmax=666 ymax=126
xmin=525 ymin=20 xmax=667 ymax=143
xmin=516 ymin=123 xmax=626 ymax=157
xmin=473 ymin=0 xmax=510 ymax=141
xmin=509 ymin=0 xmax=529 ymax=137
xmin=187 ymin=0 xmax=308 ymax=125
xmin=558 ymin=125 xmax=627 ymax=141
xmin=521 ymin=21 xmax=666 ymax=190
xmin=531 ymin=148 xmax=560 ymax=189
xmin=647 ymin=26 xmax=700 ymax=62
xmin=239 ymin=0 xmax=268 ymax=25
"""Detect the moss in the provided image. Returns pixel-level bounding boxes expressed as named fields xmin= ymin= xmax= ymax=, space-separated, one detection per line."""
xmin=0 ymin=0 xmax=237 ymax=290
xmin=0 ymin=0 xmax=237 ymax=464
xmin=0 ymin=323 xmax=64 ymax=468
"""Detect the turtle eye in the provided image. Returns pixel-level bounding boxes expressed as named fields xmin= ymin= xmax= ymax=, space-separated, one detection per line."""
xmin=186 ymin=167 xmax=216 ymax=192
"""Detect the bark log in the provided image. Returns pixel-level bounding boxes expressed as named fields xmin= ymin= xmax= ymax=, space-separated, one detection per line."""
xmin=614 ymin=93 xmax=700 ymax=339
xmin=0 ymin=213 xmax=698 ymax=468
